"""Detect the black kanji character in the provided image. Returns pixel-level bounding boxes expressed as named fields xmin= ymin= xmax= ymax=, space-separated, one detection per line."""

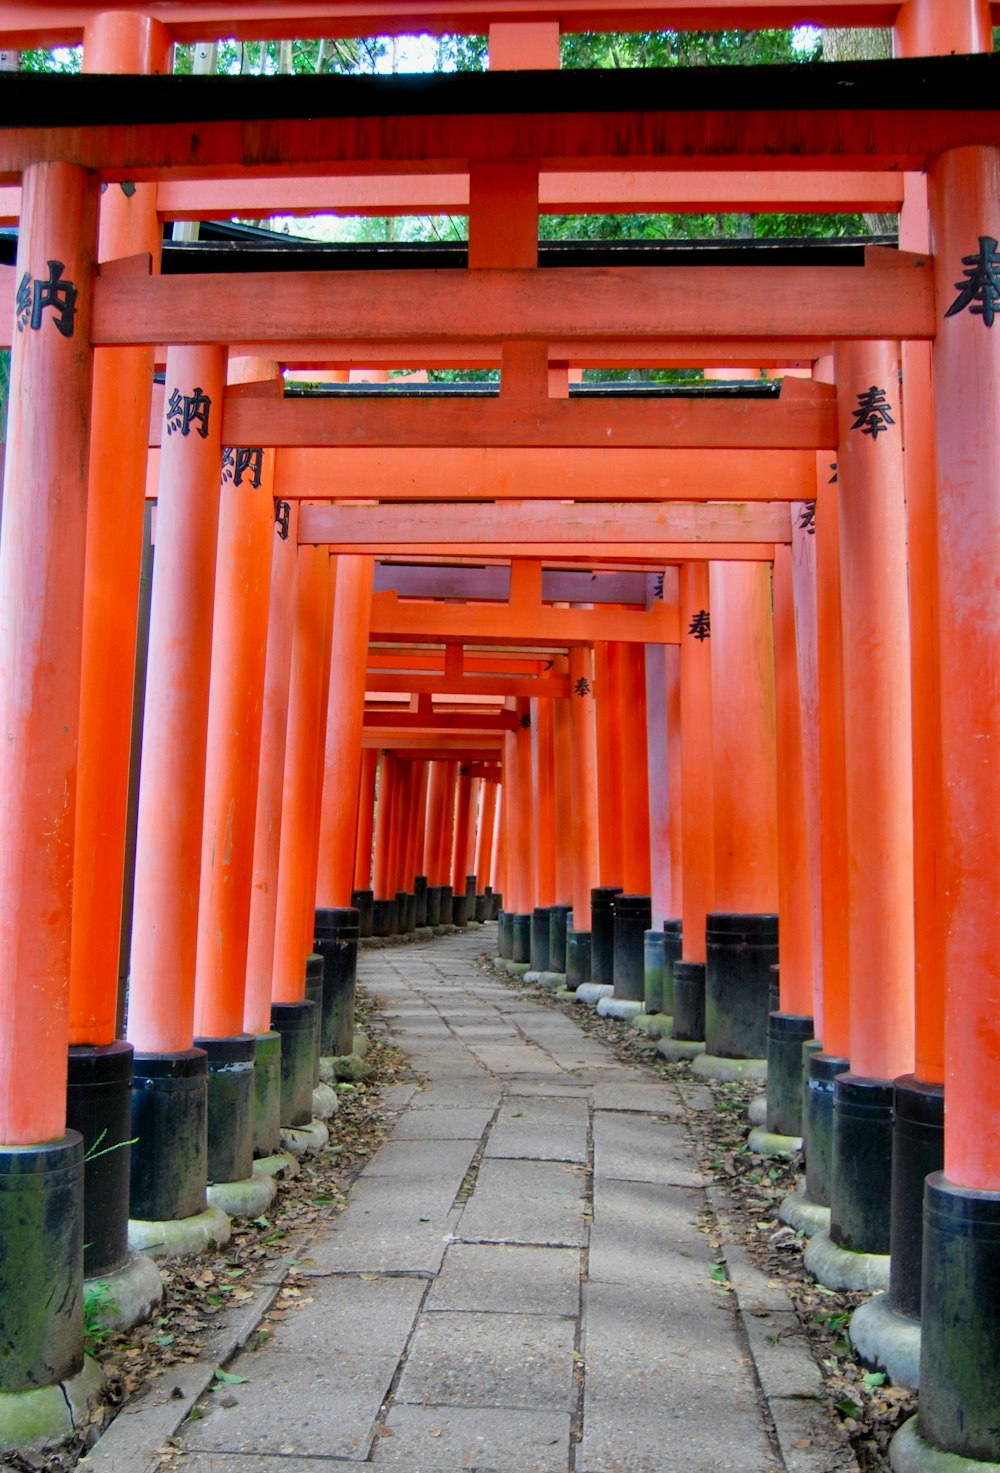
xmin=274 ymin=500 xmax=291 ymax=540
xmin=688 ymin=609 xmax=711 ymax=641
xmin=851 ymin=386 xmax=895 ymax=439
xmin=574 ymin=676 xmax=591 ymax=697
xmin=222 ymin=446 xmax=264 ymax=488
xmin=828 ymin=462 xmax=838 ymax=484
xmin=519 ymin=712 xmax=531 ymax=729
xmin=166 ymin=386 xmax=212 ymax=438
xmin=798 ymin=502 xmax=816 ymax=535
xmin=945 ymin=236 xmax=1000 ymax=328
xmin=15 ymin=260 xmax=78 ymax=338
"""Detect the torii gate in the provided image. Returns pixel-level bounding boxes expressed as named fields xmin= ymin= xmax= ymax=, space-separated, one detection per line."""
xmin=0 ymin=6 xmax=997 ymax=1469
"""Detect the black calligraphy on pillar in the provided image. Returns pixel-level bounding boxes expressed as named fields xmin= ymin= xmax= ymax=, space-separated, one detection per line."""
xmin=166 ymin=386 xmax=212 ymax=439
xmin=945 ymin=236 xmax=1000 ymax=328
xmin=653 ymin=573 xmax=664 ymax=600
xmin=798 ymin=502 xmax=816 ymax=535
xmin=519 ymin=712 xmax=531 ymax=729
xmin=688 ymin=609 xmax=711 ymax=641
xmin=15 ymin=260 xmax=78 ymax=338
xmin=274 ymin=500 xmax=291 ymax=540
xmin=222 ymin=446 xmax=264 ymax=488
xmin=574 ymin=676 xmax=591 ymax=697
xmin=850 ymin=386 xmax=895 ymax=439
xmin=828 ymin=462 xmax=838 ymax=484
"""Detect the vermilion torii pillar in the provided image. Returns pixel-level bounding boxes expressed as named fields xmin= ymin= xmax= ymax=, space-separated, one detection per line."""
xmin=594 ymin=641 xmax=625 ymax=889
xmin=619 ymin=641 xmax=652 ymax=897
xmin=530 ymin=695 xmax=557 ymax=967
xmin=125 ymin=343 xmax=227 ymax=1235
xmin=0 ymin=158 xmax=98 ymax=1422
xmin=566 ymin=647 xmax=599 ymax=983
xmin=353 ymin=747 xmax=378 ymax=893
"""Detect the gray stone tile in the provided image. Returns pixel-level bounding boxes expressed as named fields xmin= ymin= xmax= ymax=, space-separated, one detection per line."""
xmin=360 ymin=1136 xmax=477 ymax=1185
xmin=392 ymin=1106 xmax=495 ymax=1141
xmin=300 ymin=1176 xmax=460 ymax=1275
xmin=592 ymin=1112 xmax=707 ymax=1188
xmin=485 ymin=1098 xmax=589 ymax=1163
xmin=371 ymin=1404 xmax=572 ymax=1472
xmin=587 ymin=1179 xmax=711 ymax=1288
xmin=427 ymin=1243 xmax=581 ymax=1315
xmin=170 ymin=1459 xmax=353 ymax=1472
xmin=458 ymin=1159 xmax=587 ymax=1246
xmin=179 ymin=1346 xmax=394 ymax=1460
xmin=260 ymin=1272 xmax=425 ymax=1357
xmin=590 ymin=1081 xmax=684 ymax=1115
xmin=470 ymin=1045 xmax=566 ymax=1075
xmin=395 ymin=1310 xmax=576 ymax=1410
xmin=407 ymin=1083 xmax=503 ymax=1111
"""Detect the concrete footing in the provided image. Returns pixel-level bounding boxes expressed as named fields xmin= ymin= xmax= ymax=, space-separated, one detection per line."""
xmin=207 ymin=1167 xmax=278 ymax=1220
xmin=254 ymin=1151 xmax=299 ymax=1180
xmin=279 ymin=1119 xmax=330 ymax=1157
xmin=657 ymin=1036 xmax=706 ymax=1062
xmin=803 ymin=1228 xmax=891 ymax=1291
xmin=850 ymin=1292 xmax=921 ymax=1389
xmin=127 ymin=1204 xmax=231 ymax=1260
xmin=747 ymin=1125 xmax=802 ymax=1158
xmin=630 ymin=1011 xmax=671 ymax=1036
xmin=691 ymin=1053 xmax=768 ymax=1084
xmin=890 ymin=1417 xmax=1000 ymax=1473
xmin=747 ymin=1095 xmax=767 ymax=1126
xmin=0 ymin=1355 xmax=104 ymax=1457
xmin=312 ymin=1082 xmax=340 ymax=1119
xmin=573 ymin=982 xmax=614 ymax=1006
xmin=83 ymin=1251 xmax=164 ymax=1332
xmin=597 ymin=996 xmax=644 ymax=1021
xmin=779 ymin=1182 xmax=831 ymax=1238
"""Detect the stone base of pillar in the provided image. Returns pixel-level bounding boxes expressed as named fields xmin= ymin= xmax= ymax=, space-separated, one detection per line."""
xmin=196 ymin=1034 xmax=256 ymax=1188
xmin=804 ymin=1052 xmax=850 ymax=1209
xmin=351 ymin=887 xmax=375 ymax=937
xmin=279 ymin=1118 xmax=330 ymax=1157
xmin=438 ymin=885 xmax=454 ymax=926
xmin=656 ymin=1036 xmax=706 ymax=1063
xmin=644 ymin=929 xmax=666 ymax=1015
xmin=511 ymin=912 xmax=532 ymax=964
xmin=672 ymin=960 xmax=706 ymax=1043
xmin=804 ymin=1228 xmax=890 ymax=1292
xmin=66 ymin=1040 xmax=134 ymax=1281
xmin=692 ymin=1053 xmax=768 ymax=1084
xmin=663 ymin=918 xmax=682 ymax=1013
xmin=766 ymin=1014 xmax=815 ymax=1138
xmin=597 ymin=995 xmax=643 ymax=1022
xmin=565 ymin=929 xmax=591 ymax=989
xmin=489 ymin=890 xmax=502 ymax=920
xmin=84 ymin=1250 xmax=164 ymax=1335
xmin=705 ymin=912 xmax=779 ymax=1061
xmin=850 ymin=1292 xmax=921 ymax=1390
xmin=747 ymin=1125 xmax=802 ymax=1159
xmin=548 ymin=905 xmax=571 ymax=972
xmin=0 ymin=1355 xmax=103 ymax=1457
xmin=315 ymin=906 xmax=360 ymax=1057
xmin=530 ymin=906 xmax=552 ymax=970
xmin=304 ymin=955 xmax=324 ymax=1085
xmin=128 ymin=1204 xmax=232 ymax=1260
xmin=130 ymin=1050 xmax=208 ymax=1222
xmin=778 ymin=1180 xmax=831 ymax=1239
xmin=571 ymin=982 xmax=613 ymax=1006
xmin=413 ymin=877 xmax=428 ymax=928
xmin=590 ymin=886 xmax=623 ymax=987
xmin=474 ymin=892 xmax=490 ymax=922
xmin=207 ymin=1166 xmax=278 ymax=1221
xmin=252 ymin=1032 xmax=282 ymax=1158
xmin=890 ymin=1415 xmax=1000 ymax=1473
xmin=312 ymin=1082 xmax=340 ymax=1119
xmin=612 ymin=894 xmax=651 ymax=1001
xmin=890 ymin=1075 xmax=945 ymax=1322
xmin=831 ymin=1074 xmax=894 ymax=1256
xmin=270 ymin=1000 xmax=319 ymax=1128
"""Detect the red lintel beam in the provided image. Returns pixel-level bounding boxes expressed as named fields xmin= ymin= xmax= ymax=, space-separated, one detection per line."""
xmin=272 ymin=446 xmax=820 ymax=499
xmin=366 ymin=591 xmax=682 ymax=647
xmin=91 ymin=260 xmax=932 ymax=352
xmin=367 ymin=673 xmax=572 ymax=698
xmin=197 ymin=339 xmax=830 ymax=370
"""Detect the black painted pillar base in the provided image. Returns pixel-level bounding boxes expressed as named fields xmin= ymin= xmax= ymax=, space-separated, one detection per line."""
xmin=394 ymin=890 xmax=408 ymax=933
xmin=270 ymin=1000 xmax=317 ymax=1128
xmin=662 ymin=918 xmax=682 ymax=1014
xmin=413 ymin=876 xmax=428 ymax=928
xmin=613 ymin=894 xmax=652 ymax=1002
xmin=351 ymin=888 xmax=374 ymax=938
xmin=590 ymin=886 xmax=623 ymax=987
xmin=489 ymin=890 xmax=502 ymax=921
xmin=0 ymin=1133 xmax=84 ymax=1393
xmin=403 ymin=890 xmax=417 ymax=933
xmin=498 ymin=910 xmax=514 ymax=959
xmin=705 ymin=912 xmax=779 ymax=1060
xmin=530 ymin=906 xmax=552 ymax=971
xmin=425 ymin=885 xmax=442 ymax=928
xmin=566 ymin=929 xmax=591 ymax=989
xmin=644 ymin=930 xmax=666 ymax=1015
xmin=918 ymin=1174 xmax=1000 ymax=1463
xmin=672 ymin=961 xmax=706 ymax=1042
xmin=314 ymin=906 xmax=359 ymax=1058
xmin=439 ymin=884 xmax=454 ymax=926
xmin=765 ymin=1013 xmax=814 ymax=1138
xmin=304 ymin=954 xmax=324 ymax=1084
xmin=474 ymin=888 xmax=490 ymax=923
xmin=830 ymin=1073 xmax=894 ymax=1255
xmin=804 ymin=1051 xmax=849 ymax=1208
xmin=130 ymin=1049 xmax=208 ymax=1221
xmin=452 ymin=885 xmax=471 ymax=928
xmin=196 ymin=1034 xmax=255 ymax=1186
xmin=252 ymin=1032 xmax=282 ymax=1158
xmin=511 ymin=912 xmax=532 ymax=964
xmin=372 ymin=897 xmax=395 ymax=937
xmin=548 ymin=905 xmax=571 ymax=973
xmin=460 ymin=874 xmax=477 ymax=927
xmin=66 ymin=1040 xmax=133 ymax=1279
xmin=889 ymin=1075 xmax=944 ymax=1322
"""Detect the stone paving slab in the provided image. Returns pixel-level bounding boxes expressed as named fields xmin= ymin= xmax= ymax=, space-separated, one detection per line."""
xmin=426 ymin=1243 xmax=581 ymax=1316
xmin=394 ymin=1310 xmax=576 ymax=1410
xmin=165 ymin=1458 xmax=355 ymax=1472
xmin=457 ymin=1158 xmax=587 ymax=1246
xmin=360 ymin=1137 xmax=479 ymax=1183
xmin=370 ymin=1404 xmax=573 ymax=1472
xmin=255 ymin=1272 xmax=426 ymax=1359
xmin=391 ymin=1106 xmax=496 ymax=1141
xmin=587 ymin=1178 xmax=711 ymax=1288
xmin=301 ymin=1177 xmax=460 ymax=1276
xmin=406 ymin=1082 xmax=503 ymax=1111
xmin=589 ymin=1080 xmax=684 ymax=1115
xmin=484 ymin=1098 xmax=589 ymax=1163
xmin=592 ymin=1111 xmax=708 ymax=1188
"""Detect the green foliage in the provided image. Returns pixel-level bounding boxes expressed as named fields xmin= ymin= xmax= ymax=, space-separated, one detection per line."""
xmin=83 ymin=1282 xmax=118 ymax=1354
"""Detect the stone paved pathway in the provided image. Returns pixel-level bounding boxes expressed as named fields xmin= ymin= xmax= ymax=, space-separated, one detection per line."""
xmin=159 ymin=930 xmax=794 ymax=1473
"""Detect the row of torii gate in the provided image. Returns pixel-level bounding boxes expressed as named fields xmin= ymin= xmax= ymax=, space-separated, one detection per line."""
xmin=0 ymin=0 xmax=998 ymax=1465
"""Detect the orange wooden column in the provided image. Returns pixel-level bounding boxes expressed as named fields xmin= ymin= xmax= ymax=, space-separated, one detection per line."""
xmin=390 ymin=759 xmax=413 ymax=895
xmin=407 ymin=760 xmax=430 ymax=890
xmin=709 ymin=561 xmax=779 ymax=916
xmin=532 ymin=698 xmax=557 ymax=908
xmin=437 ymin=760 xmax=459 ymax=900
xmin=127 ymin=344 xmax=227 ymax=1054
xmin=194 ymin=362 xmax=276 ymax=1043
xmin=302 ymin=554 xmax=335 ymax=961
xmin=512 ymin=702 xmax=536 ymax=917
xmin=69 ymin=12 xmax=169 ymax=1048
xmin=834 ymin=339 xmax=915 ymax=1085
xmin=664 ymin=573 xmax=684 ymax=919
xmin=316 ymin=555 xmax=374 ymax=909
xmin=423 ymin=760 xmax=449 ymax=887
xmin=245 ymin=503 xmax=299 ymax=1036
xmin=353 ymin=747 xmax=378 ymax=891
xmin=552 ymin=690 xmax=574 ymax=906
xmin=466 ymin=776 xmax=482 ymax=882
xmin=790 ymin=499 xmax=824 ymax=1032
xmin=475 ymin=779 xmax=499 ymax=890
xmin=679 ymin=564 xmax=714 ymax=965
xmin=0 ymin=162 xmax=97 ymax=1146
xmin=373 ymin=752 xmax=396 ymax=899
xmin=567 ymin=648 xmax=600 ymax=929
xmin=620 ymin=641 xmax=652 ymax=895
xmin=452 ymin=765 xmax=474 ymax=892
xmin=500 ymin=734 xmax=518 ymax=912
xmin=773 ymin=545 xmax=814 ymax=1018
xmin=491 ymin=782 xmax=504 ymax=897
xmin=270 ymin=546 xmax=331 ymax=1002
xmin=594 ymin=641 xmax=625 ymax=886
xmin=645 ymin=642 xmax=672 ymax=928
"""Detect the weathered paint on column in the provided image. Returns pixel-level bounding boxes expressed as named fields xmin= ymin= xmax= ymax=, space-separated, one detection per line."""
xmin=353 ymin=747 xmax=378 ymax=891
xmin=452 ymin=766 xmax=474 ymax=892
xmin=70 ymin=13 xmax=169 ymax=1047
xmin=620 ymin=640 xmax=652 ymax=895
xmin=532 ymin=697 xmax=557 ymax=907
xmin=245 ymin=502 xmax=299 ymax=1035
xmin=645 ymin=643 xmax=671 ymax=929
xmin=127 ymin=344 xmax=226 ymax=1055
xmin=773 ymin=545 xmax=814 ymax=1016
xmin=790 ymin=495 xmax=824 ymax=1033
xmin=476 ymin=778 xmax=499 ymax=888
xmin=0 ymin=163 xmax=97 ymax=1141
xmin=594 ymin=641 xmax=624 ymax=885
xmin=373 ymin=752 xmax=396 ymax=898
xmin=552 ymin=685 xmax=574 ymax=904
xmin=679 ymin=564 xmax=714 ymax=965
xmin=316 ymin=555 xmax=374 ymax=908
xmin=568 ymin=647 xmax=600 ymax=925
